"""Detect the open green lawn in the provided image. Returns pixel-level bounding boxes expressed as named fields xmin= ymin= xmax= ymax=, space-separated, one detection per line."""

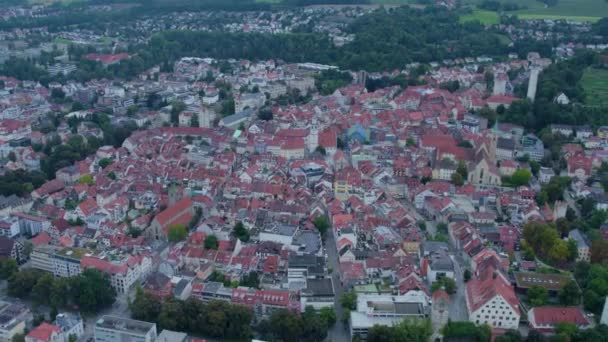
xmin=464 ymin=0 xmax=608 ymax=21
xmin=53 ymin=37 xmax=72 ymax=44
xmin=459 ymin=9 xmax=501 ymax=24
xmin=581 ymin=67 xmax=608 ymax=106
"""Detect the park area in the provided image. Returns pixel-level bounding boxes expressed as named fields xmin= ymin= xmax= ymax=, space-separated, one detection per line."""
xmin=581 ymin=67 xmax=608 ymax=107
xmin=463 ymin=0 xmax=608 ymax=22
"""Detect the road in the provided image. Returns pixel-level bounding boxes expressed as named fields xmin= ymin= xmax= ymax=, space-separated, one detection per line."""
xmin=449 ymin=253 xmax=468 ymax=322
xmin=325 ymin=231 xmax=350 ymax=342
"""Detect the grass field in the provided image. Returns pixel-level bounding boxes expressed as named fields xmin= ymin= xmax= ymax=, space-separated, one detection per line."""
xmin=459 ymin=9 xmax=500 ymax=24
xmin=581 ymin=67 xmax=608 ymax=106
xmin=53 ymin=37 xmax=72 ymax=44
xmin=464 ymin=0 xmax=608 ymax=21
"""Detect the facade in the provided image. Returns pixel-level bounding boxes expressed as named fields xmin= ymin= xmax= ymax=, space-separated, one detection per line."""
xmin=94 ymin=316 xmax=157 ymax=342
xmin=53 ymin=248 xmax=87 ymax=278
xmin=31 ymin=245 xmax=61 ymax=273
xmin=466 ymin=270 xmax=520 ymax=329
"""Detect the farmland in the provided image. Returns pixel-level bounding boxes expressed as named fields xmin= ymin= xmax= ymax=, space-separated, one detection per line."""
xmin=581 ymin=67 xmax=608 ymax=107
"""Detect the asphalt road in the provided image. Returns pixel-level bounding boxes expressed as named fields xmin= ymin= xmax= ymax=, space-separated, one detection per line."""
xmin=325 ymin=232 xmax=350 ymax=342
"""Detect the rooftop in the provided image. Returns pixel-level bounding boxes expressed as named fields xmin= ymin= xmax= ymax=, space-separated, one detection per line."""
xmin=513 ymin=271 xmax=572 ymax=291
xmin=95 ymin=315 xmax=155 ymax=335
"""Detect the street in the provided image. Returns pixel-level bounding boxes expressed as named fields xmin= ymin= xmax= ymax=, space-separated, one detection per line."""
xmin=325 ymin=231 xmax=350 ymax=342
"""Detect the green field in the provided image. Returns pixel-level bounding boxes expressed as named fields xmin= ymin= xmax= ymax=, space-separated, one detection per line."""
xmin=459 ymin=9 xmax=500 ymax=24
xmin=464 ymin=0 xmax=608 ymax=21
xmin=53 ymin=37 xmax=72 ymax=44
xmin=581 ymin=67 xmax=608 ymax=106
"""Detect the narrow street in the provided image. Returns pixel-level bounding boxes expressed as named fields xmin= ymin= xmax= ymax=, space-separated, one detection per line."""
xmin=325 ymin=232 xmax=350 ymax=342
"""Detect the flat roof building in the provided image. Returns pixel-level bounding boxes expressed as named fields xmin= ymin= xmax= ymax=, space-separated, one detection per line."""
xmin=94 ymin=315 xmax=157 ymax=342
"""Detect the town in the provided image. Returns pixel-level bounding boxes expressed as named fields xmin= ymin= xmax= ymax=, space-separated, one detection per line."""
xmin=0 ymin=0 xmax=607 ymax=342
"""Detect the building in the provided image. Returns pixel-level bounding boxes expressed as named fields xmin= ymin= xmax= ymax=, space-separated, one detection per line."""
xmin=25 ymin=323 xmax=62 ymax=342
xmin=287 ymin=254 xmax=326 ymax=289
xmin=147 ymin=198 xmax=193 ymax=241
xmin=513 ymin=271 xmax=572 ymax=296
xmin=0 ymin=216 xmax=19 ymax=238
xmin=568 ymin=229 xmax=590 ymax=262
xmin=94 ymin=316 xmax=157 ymax=342
xmin=55 ymin=313 xmax=83 ymax=342
xmin=0 ymin=237 xmax=23 ymax=263
xmin=424 ymin=250 xmax=454 ymax=284
xmin=538 ymin=167 xmax=555 ymax=184
xmin=0 ymin=301 xmax=30 ymax=342
xmin=157 ymin=330 xmax=188 ymax=342
xmin=466 ymin=269 xmax=520 ymax=329
xmin=81 ymin=254 xmax=152 ymax=294
xmin=300 ymin=278 xmax=335 ymax=311
xmin=30 ymin=245 xmax=61 ymax=274
xmin=528 ymin=306 xmax=591 ymax=334
xmin=350 ymin=292 xmax=430 ymax=340
xmin=53 ymin=248 xmax=88 ymax=278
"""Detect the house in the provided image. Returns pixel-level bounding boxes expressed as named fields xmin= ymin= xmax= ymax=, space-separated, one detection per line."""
xmin=424 ymin=250 xmax=454 ymax=284
xmin=25 ymin=323 xmax=63 ymax=342
xmin=496 ymin=138 xmax=516 ymax=161
xmin=550 ymin=124 xmax=574 ymax=137
xmin=568 ymin=229 xmax=590 ymax=262
xmin=157 ymin=330 xmax=188 ymax=342
xmin=528 ymin=307 xmax=590 ymax=334
xmin=0 ymin=301 xmax=30 ymax=342
xmin=567 ymin=155 xmax=592 ymax=181
xmin=0 ymin=237 xmax=24 ymax=263
xmin=55 ymin=313 xmax=84 ymax=342
xmin=538 ymin=167 xmax=555 ymax=184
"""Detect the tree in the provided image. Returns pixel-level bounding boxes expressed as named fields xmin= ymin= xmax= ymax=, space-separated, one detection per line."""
xmin=232 ymin=221 xmax=250 ymax=242
xmin=510 ymin=169 xmax=532 ymax=186
xmin=591 ymin=239 xmax=608 ymax=263
xmin=0 ymin=258 xmax=18 ymax=279
xmin=72 ymin=268 xmax=116 ymax=312
xmin=98 ymin=158 xmax=113 ymax=169
xmin=559 ymin=280 xmax=581 ymax=306
xmin=239 ymin=272 xmax=260 ymax=289
xmin=204 ymin=235 xmax=218 ymax=250
xmin=313 ymin=216 xmax=330 ymax=237
xmin=456 ymin=160 xmax=468 ymax=179
xmin=368 ymin=319 xmax=432 ymax=342
xmin=555 ymin=322 xmax=577 ymax=337
xmin=527 ymin=285 xmax=548 ymax=306
xmin=431 ymin=277 xmax=456 ymax=295
xmin=190 ymin=114 xmax=199 ymax=128
xmin=451 ymin=172 xmax=464 ymax=186
xmin=32 ymin=273 xmax=55 ymax=305
xmin=258 ymin=107 xmax=273 ymax=121
xmin=170 ymin=101 xmax=186 ymax=125
xmin=464 ymin=269 xmax=471 ymax=282
xmin=319 ymin=307 xmax=336 ymax=327
xmin=167 ymin=224 xmax=188 ymax=242
xmin=340 ymin=291 xmax=357 ymax=310
xmin=495 ymin=330 xmax=522 ymax=342
xmin=264 ymin=309 xmax=303 ymax=342
xmin=8 ymin=269 xmax=43 ymax=298
xmin=79 ymin=174 xmax=94 ymax=185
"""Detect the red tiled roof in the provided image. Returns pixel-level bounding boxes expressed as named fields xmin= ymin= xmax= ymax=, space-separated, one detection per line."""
xmin=26 ymin=323 xmax=61 ymax=342
xmin=154 ymin=198 xmax=193 ymax=227
xmin=529 ymin=306 xmax=590 ymax=330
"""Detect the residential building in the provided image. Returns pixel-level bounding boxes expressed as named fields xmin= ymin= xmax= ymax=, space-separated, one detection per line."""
xmin=81 ymin=254 xmax=152 ymax=294
xmin=53 ymin=248 xmax=87 ymax=278
xmin=94 ymin=316 xmax=157 ymax=342
xmin=568 ymin=229 xmax=590 ymax=262
xmin=54 ymin=313 xmax=83 ymax=342
xmin=25 ymin=323 xmax=62 ymax=342
xmin=31 ymin=245 xmax=61 ymax=274
xmin=157 ymin=330 xmax=187 ymax=342
xmin=0 ymin=237 xmax=23 ymax=263
xmin=0 ymin=301 xmax=30 ymax=342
